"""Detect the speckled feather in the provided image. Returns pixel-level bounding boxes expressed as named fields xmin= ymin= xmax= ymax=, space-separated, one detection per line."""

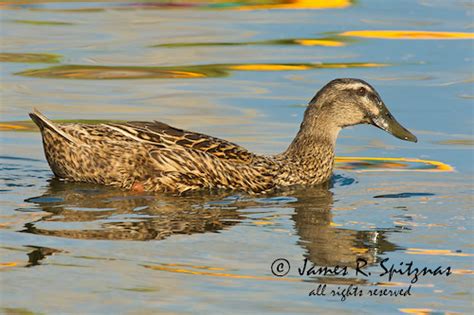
xmin=29 ymin=115 xmax=333 ymax=194
xmin=30 ymin=79 xmax=413 ymax=194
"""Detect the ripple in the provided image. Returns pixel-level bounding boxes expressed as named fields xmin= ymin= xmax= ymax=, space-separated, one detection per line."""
xmin=373 ymin=192 xmax=435 ymax=199
xmin=332 ymin=174 xmax=356 ymax=187
xmin=25 ymin=196 xmax=64 ymax=203
xmin=255 ymin=196 xmax=298 ymax=204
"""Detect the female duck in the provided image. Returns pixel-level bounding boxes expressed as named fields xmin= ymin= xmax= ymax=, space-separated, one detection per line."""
xmin=30 ymin=78 xmax=417 ymax=194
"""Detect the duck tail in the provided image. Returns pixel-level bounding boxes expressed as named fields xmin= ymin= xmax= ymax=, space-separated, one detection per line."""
xmin=29 ymin=108 xmax=76 ymax=144
xmin=29 ymin=108 xmax=55 ymax=131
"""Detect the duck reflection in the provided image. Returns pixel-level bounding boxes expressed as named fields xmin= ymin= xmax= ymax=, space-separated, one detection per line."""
xmin=285 ymin=187 xmax=398 ymax=268
xmin=22 ymin=179 xmax=398 ymax=268
xmin=22 ymin=179 xmax=244 ymax=241
xmin=25 ymin=246 xmax=63 ymax=267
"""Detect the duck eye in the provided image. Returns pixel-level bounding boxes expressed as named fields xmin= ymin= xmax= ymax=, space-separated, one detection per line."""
xmin=357 ymin=87 xmax=367 ymax=96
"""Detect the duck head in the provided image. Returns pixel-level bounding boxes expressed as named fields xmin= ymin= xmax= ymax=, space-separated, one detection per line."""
xmin=305 ymin=78 xmax=417 ymax=142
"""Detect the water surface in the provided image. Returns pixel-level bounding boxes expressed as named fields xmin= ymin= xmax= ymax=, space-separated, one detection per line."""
xmin=0 ymin=1 xmax=473 ymax=314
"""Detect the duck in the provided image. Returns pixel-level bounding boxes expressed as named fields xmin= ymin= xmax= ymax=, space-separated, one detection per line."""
xmin=30 ymin=78 xmax=417 ymax=194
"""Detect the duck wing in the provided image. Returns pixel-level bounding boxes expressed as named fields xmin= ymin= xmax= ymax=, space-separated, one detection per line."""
xmin=103 ymin=121 xmax=254 ymax=164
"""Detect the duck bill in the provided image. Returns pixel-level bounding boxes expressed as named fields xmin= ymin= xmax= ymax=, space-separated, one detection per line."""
xmin=371 ymin=109 xmax=417 ymax=143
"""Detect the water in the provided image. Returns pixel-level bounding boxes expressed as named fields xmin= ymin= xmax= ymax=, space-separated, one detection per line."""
xmin=0 ymin=1 xmax=473 ymax=314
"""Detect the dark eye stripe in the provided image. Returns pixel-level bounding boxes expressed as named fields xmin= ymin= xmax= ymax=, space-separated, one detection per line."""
xmin=368 ymin=93 xmax=383 ymax=106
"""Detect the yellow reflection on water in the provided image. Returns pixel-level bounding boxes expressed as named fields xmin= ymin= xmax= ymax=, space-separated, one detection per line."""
xmin=229 ymin=62 xmax=385 ymax=71
xmin=0 ymin=123 xmax=28 ymax=131
xmin=0 ymin=262 xmax=18 ymax=268
xmin=238 ymin=0 xmax=351 ymax=10
xmin=295 ymin=39 xmax=346 ymax=47
xmin=335 ymin=157 xmax=454 ymax=172
xmin=162 ymin=263 xmax=226 ymax=271
xmin=229 ymin=64 xmax=311 ymax=71
xmin=143 ymin=263 xmax=302 ymax=282
xmin=341 ymin=30 xmax=474 ymax=39
xmin=399 ymin=309 xmax=434 ymax=315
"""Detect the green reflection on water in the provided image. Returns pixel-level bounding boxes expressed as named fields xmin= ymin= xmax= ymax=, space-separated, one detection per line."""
xmin=1 ymin=308 xmax=44 ymax=315
xmin=152 ymin=36 xmax=353 ymax=48
xmin=15 ymin=64 xmax=230 ymax=79
xmin=0 ymin=53 xmax=62 ymax=64
xmin=12 ymin=19 xmax=74 ymax=26
xmin=15 ymin=62 xmax=387 ymax=80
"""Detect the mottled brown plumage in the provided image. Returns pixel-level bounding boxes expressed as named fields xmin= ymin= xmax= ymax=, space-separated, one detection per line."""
xmin=30 ymin=78 xmax=417 ymax=194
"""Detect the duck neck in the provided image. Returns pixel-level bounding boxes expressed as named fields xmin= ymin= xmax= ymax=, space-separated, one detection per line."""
xmin=283 ymin=107 xmax=341 ymax=161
